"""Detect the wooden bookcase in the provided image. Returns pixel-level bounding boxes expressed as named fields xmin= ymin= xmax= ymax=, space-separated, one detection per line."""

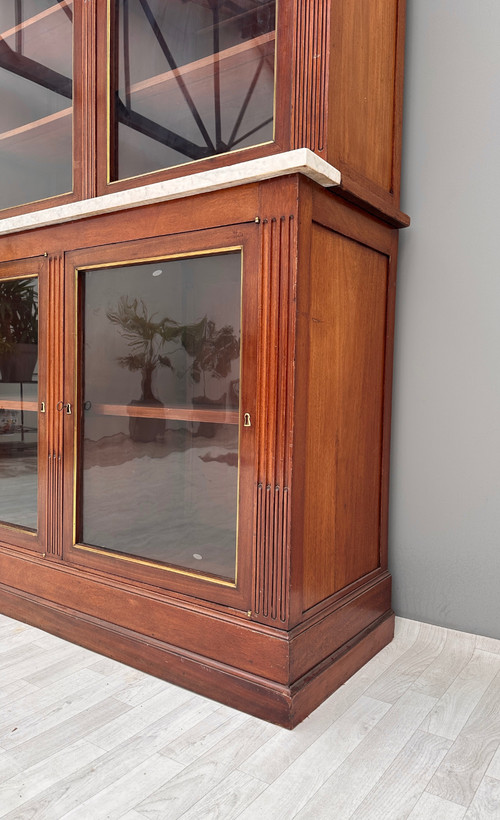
xmin=0 ymin=0 xmax=408 ymax=728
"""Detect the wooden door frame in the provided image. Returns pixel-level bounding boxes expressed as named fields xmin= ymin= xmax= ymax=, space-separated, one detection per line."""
xmin=62 ymin=222 xmax=261 ymax=611
xmin=0 ymin=255 xmax=49 ymax=554
xmin=96 ymin=0 xmax=292 ymax=196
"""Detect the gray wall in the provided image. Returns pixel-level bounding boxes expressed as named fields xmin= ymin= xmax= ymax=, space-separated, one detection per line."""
xmin=389 ymin=0 xmax=500 ymax=638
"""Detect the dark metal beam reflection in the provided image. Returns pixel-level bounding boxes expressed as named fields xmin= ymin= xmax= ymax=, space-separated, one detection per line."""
xmin=0 ymin=38 xmax=72 ymax=99
xmin=137 ymin=0 xmax=215 ymax=152
xmin=116 ymin=97 xmax=211 ymax=161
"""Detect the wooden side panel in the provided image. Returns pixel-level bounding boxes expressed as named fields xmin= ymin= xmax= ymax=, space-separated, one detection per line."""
xmin=300 ymin=223 xmax=389 ymax=611
xmin=292 ymin=0 xmax=330 ymax=155
xmin=328 ymin=0 xmax=402 ymax=198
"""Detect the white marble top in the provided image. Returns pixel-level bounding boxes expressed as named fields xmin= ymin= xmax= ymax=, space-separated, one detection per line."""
xmin=0 ymin=149 xmax=341 ymax=237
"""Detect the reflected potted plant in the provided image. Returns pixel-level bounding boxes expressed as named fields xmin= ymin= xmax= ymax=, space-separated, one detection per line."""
xmin=0 ymin=279 xmax=38 ymax=383
xmin=181 ymin=317 xmax=240 ymax=437
xmin=106 ymin=296 xmax=182 ymax=442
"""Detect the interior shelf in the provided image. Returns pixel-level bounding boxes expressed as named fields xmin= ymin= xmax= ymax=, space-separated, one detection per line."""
xmin=92 ymin=403 xmax=239 ymax=425
xmin=0 ymin=108 xmax=72 ymax=158
xmin=0 ymin=399 xmax=37 ymax=413
xmin=126 ymin=30 xmax=275 ymax=105
xmin=0 ymin=0 xmax=72 ymax=42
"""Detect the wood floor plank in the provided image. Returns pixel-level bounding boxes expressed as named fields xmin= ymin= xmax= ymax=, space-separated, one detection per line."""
xmin=6 ymin=697 xmax=130 ymax=772
xmin=0 ymin=679 xmax=38 ymax=707
xmin=407 ymin=791 xmax=467 ymax=819
xmin=0 ymin=667 xmax=143 ymax=750
xmin=160 ymin=707 xmax=248 ymax=766
xmin=0 ymin=614 xmax=498 ymax=819
xmin=486 ymin=743 xmax=500 ymax=779
xmin=0 ymin=642 xmax=86 ymax=688
xmin=0 ymin=642 xmax=49 ymax=675
xmin=60 ymin=753 xmax=184 ymax=820
xmin=0 ymin=616 xmax=32 ymax=636
xmin=293 ymin=689 xmax=438 ymax=820
xmin=427 ymin=671 xmax=500 ymax=806
xmin=125 ymin=684 xmax=202 ymax=720
xmin=421 ymin=650 xmax=500 ymax=740
xmin=0 ymin=628 xmax=46 ymax=654
xmin=0 ymin=750 xmax=22 ymax=786
xmin=237 ymin=696 xmax=390 ymax=819
xmin=0 ymin=668 xmax=104 ymax=739
xmin=393 ymin=615 xmax=424 ymax=644
xmin=135 ymin=718 xmax=277 ymax=820
xmin=413 ymin=628 xmax=476 ymax=698
xmin=476 ymin=635 xmax=500 ymax=656
xmin=30 ymin=631 xmax=88 ymax=649
xmin=350 ymin=730 xmax=452 ymax=818
xmin=464 ymin=775 xmax=500 ymax=818
xmin=1 ymin=699 xmax=214 ymax=818
xmin=240 ymin=620 xmax=419 ymax=786
xmin=172 ymin=768 xmax=268 ymax=820
xmin=85 ymin=688 xmax=202 ymax=751
xmin=0 ymin=739 xmax=103 ymax=815
xmin=22 ymin=649 xmax=105 ymax=688
xmin=365 ymin=621 xmax=447 ymax=704
xmin=88 ymin=655 xmax=132 ymax=675
xmin=113 ymin=674 xmax=172 ymax=707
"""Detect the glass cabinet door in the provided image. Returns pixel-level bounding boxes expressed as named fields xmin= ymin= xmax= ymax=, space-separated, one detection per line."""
xmin=0 ymin=1 xmax=74 ymax=212
xmin=107 ymin=0 xmax=276 ymax=182
xmin=65 ymin=228 xmax=258 ymax=604
xmin=0 ymin=259 xmax=47 ymax=552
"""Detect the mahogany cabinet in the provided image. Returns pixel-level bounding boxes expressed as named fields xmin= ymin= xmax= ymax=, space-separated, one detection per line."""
xmin=0 ymin=1 xmax=408 ymax=728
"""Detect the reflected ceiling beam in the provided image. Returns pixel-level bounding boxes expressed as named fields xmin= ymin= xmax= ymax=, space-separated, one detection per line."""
xmin=0 ymin=38 xmax=72 ymax=98
xmin=115 ymin=97 xmax=212 ymax=161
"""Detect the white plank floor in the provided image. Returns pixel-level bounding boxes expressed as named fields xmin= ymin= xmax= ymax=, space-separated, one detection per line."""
xmin=1 ymin=615 xmax=500 ymax=819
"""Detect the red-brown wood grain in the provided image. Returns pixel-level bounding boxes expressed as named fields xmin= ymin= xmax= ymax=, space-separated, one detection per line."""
xmin=327 ymin=0 xmax=407 ymax=214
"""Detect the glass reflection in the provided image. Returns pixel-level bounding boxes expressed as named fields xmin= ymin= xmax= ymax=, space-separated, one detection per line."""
xmin=81 ymin=252 xmax=241 ymax=581
xmin=0 ymin=277 xmax=38 ymax=531
xmin=112 ymin=0 xmax=276 ymax=180
xmin=0 ymin=1 xmax=73 ymax=211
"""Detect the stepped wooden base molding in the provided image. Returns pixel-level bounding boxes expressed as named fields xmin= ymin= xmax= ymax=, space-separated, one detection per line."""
xmin=0 ymin=548 xmax=393 ymax=729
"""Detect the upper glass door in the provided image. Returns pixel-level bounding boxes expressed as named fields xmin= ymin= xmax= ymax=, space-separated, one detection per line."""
xmin=108 ymin=0 xmax=276 ymax=182
xmin=0 ymin=258 xmax=47 ymax=552
xmin=0 ymin=1 xmax=74 ymax=212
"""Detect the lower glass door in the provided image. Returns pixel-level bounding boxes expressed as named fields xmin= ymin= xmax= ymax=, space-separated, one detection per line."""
xmin=77 ymin=249 xmax=243 ymax=584
xmin=0 ymin=259 xmax=46 ymax=551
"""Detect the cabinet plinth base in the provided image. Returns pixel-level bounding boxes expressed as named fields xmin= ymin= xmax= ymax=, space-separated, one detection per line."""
xmin=0 ymin=572 xmax=393 ymax=729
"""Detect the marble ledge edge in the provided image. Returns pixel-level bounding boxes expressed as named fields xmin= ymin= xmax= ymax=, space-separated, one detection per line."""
xmin=0 ymin=149 xmax=341 ymax=237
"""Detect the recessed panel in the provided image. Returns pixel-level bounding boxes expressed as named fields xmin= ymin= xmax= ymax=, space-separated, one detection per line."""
xmin=301 ymin=226 xmax=388 ymax=610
